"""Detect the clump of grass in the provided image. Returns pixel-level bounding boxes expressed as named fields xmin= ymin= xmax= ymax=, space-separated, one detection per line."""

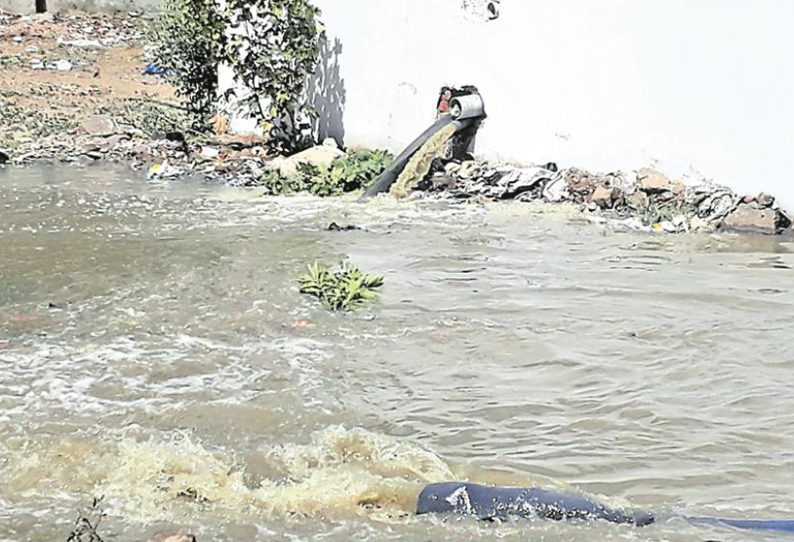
xmin=299 ymin=262 xmax=384 ymax=311
xmin=101 ymin=97 xmax=190 ymax=138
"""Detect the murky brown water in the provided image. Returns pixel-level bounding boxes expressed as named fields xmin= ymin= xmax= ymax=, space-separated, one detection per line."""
xmin=1 ymin=164 xmax=794 ymax=542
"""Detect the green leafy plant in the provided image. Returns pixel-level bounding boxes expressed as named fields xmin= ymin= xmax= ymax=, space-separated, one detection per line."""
xmin=299 ymin=262 xmax=384 ymax=311
xmin=260 ymin=149 xmax=393 ymax=196
xmin=328 ymin=149 xmax=393 ymax=192
xmin=224 ymin=0 xmax=322 ymax=152
xmin=147 ymin=0 xmax=226 ymax=129
xmin=147 ymin=0 xmax=323 ymax=145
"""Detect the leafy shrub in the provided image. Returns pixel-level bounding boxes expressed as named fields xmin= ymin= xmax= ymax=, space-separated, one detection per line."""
xmin=299 ymin=262 xmax=384 ymax=311
xmin=260 ymin=149 xmax=393 ymax=196
xmin=147 ymin=0 xmax=226 ymax=128
xmin=328 ymin=149 xmax=393 ymax=192
xmin=147 ymin=0 xmax=322 ymax=146
xmin=224 ymin=0 xmax=322 ymax=152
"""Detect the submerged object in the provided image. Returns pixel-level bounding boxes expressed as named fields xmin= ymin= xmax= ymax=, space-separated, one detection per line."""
xmin=416 ymin=482 xmax=654 ymax=526
xmin=418 ymin=482 xmax=794 ymax=534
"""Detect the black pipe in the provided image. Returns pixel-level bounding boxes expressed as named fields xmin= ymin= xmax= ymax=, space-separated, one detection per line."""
xmin=35 ymin=0 xmax=47 ymax=13
xmin=360 ymin=116 xmax=475 ymax=200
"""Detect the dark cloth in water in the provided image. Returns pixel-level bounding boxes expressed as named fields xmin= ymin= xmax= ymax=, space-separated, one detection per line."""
xmin=416 ymin=482 xmax=655 ymax=526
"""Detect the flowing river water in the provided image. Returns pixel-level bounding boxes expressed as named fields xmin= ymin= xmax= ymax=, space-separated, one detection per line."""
xmin=1 ymin=164 xmax=794 ymax=542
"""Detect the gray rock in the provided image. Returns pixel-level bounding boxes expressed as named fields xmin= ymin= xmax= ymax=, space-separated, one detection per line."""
xmin=105 ymin=134 xmax=130 ymax=148
xmin=757 ymin=192 xmax=775 ymax=208
xmin=80 ymin=115 xmax=117 ymax=137
xmin=270 ymin=144 xmax=344 ymax=177
xmin=721 ymin=204 xmax=777 ymax=234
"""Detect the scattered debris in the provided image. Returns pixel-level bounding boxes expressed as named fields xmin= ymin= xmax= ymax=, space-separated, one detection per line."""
xmin=52 ymin=59 xmax=73 ymax=71
xmin=327 ymin=222 xmax=360 ymax=231
xmin=147 ymin=160 xmax=182 ymax=180
xmin=58 ymin=37 xmax=104 ymax=49
xmin=299 ymin=262 xmax=384 ymax=311
xmin=292 ymin=318 xmax=312 ymax=327
xmin=415 ymin=158 xmax=793 ymax=235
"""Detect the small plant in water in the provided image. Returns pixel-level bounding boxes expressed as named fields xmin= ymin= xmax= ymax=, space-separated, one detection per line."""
xmin=299 ymin=262 xmax=384 ymax=311
xmin=66 ymin=496 xmax=106 ymax=542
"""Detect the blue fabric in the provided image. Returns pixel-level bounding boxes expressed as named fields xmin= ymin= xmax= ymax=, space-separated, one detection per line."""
xmin=143 ymin=63 xmax=166 ymax=76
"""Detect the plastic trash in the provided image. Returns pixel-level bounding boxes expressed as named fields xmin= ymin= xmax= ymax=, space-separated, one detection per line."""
xmin=143 ymin=63 xmax=167 ymax=76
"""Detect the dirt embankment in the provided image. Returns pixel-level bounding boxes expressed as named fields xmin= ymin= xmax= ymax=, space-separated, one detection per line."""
xmin=0 ymin=10 xmax=175 ymax=152
xmin=0 ymin=9 xmax=272 ymax=182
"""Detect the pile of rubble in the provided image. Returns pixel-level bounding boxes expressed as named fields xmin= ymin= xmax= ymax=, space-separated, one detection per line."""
xmin=0 ymin=9 xmax=144 ymax=48
xmin=428 ymin=160 xmax=792 ymax=235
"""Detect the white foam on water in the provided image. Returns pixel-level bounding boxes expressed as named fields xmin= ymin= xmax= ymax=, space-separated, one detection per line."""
xmin=0 ymin=426 xmax=455 ymax=526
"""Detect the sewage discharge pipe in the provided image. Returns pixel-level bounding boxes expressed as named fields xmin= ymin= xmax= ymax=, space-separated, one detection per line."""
xmin=360 ymin=88 xmax=486 ymax=200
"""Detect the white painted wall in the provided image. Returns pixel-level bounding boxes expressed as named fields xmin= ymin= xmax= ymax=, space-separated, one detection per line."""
xmin=306 ymin=0 xmax=794 ymax=206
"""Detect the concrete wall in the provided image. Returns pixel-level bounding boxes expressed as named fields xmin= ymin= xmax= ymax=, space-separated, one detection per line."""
xmin=305 ymin=0 xmax=794 ymax=206
xmin=0 ymin=0 xmax=161 ymax=13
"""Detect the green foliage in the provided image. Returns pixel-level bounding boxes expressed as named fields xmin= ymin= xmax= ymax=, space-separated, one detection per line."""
xmin=224 ymin=0 xmax=322 ymax=152
xmin=328 ymin=149 xmax=393 ymax=192
xmin=299 ymin=262 xmax=384 ymax=311
xmin=641 ymin=202 xmax=690 ymax=225
xmin=147 ymin=0 xmax=322 ymax=143
xmin=260 ymin=149 xmax=393 ymax=196
xmin=147 ymin=0 xmax=226 ymax=129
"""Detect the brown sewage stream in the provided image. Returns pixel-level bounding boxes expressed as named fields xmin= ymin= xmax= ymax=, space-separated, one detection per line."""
xmin=1 ymin=164 xmax=794 ymax=542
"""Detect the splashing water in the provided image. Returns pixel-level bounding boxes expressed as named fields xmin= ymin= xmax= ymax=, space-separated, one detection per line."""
xmin=390 ymin=123 xmax=456 ymax=198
